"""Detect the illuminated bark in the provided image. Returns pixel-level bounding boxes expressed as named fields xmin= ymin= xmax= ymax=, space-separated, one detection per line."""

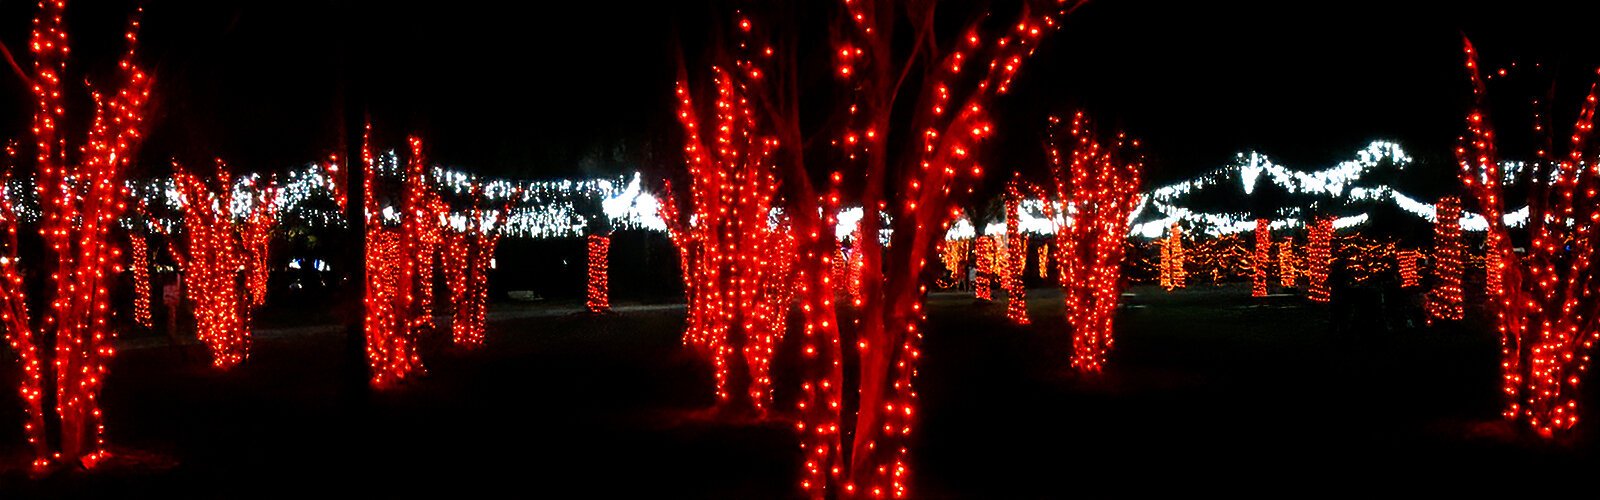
xmin=0 ymin=1 xmax=150 ymax=469
xmin=1459 ymin=39 xmax=1600 ymax=436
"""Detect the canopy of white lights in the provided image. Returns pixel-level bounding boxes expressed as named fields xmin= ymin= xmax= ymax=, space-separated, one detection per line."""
xmin=1 ymin=141 xmax=1532 ymax=241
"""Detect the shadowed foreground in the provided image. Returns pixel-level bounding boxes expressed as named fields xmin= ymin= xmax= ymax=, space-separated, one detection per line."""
xmin=1 ymin=285 xmax=1595 ymax=497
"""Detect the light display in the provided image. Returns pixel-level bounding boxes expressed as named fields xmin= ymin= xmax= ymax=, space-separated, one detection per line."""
xmin=0 ymin=1 xmax=150 ymax=470
xmin=973 ymin=236 xmax=996 ymax=300
xmin=361 ymin=130 xmax=433 ymax=387
xmin=1278 ymin=237 xmax=1296 ymax=288
xmin=1252 ymin=218 xmax=1270 ymax=297
xmin=1458 ymin=39 xmax=1600 ymax=436
xmin=1049 ymin=112 xmax=1142 ymax=373
xmin=663 ymin=48 xmax=795 ymax=415
xmin=129 ymin=232 xmax=154 ymax=328
xmin=1398 ymin=249 xmax=1420 ymax=288
xmin=1426 ymin=196 xmax=1464 ymax=322
xmin=1037 ymin=242 xmax=1049 ymax=279
xmin=169 ymin=163 xmax=257 ymax=369
xmin=441 ymin=183 xmax=512 ymax=348
xmin=586 ymin=234 xmax=611 ymax=313
xmin=1004 ymin=181 xmax=1029 ymax=324
xmin=936 ymin=238 xmax=971 ymax=288
xmin=764 ymin=1 xmax=1080 ymax=496
xmin=238 ymin=176 xmax=280 ymax=307
xmin=1159 ymin=223 xmax=1185 ymax=290
xmin=1305 ymin=217 xmax=1333 ymax=303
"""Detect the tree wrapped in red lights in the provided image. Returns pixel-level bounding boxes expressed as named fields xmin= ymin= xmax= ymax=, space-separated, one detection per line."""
xmin=1277 ymin=237 xmax=1296 ymax=288
xmin=1003 ymin=181 xmax=1029 ymax=324
xmin=1160 ymin=223 xmax=1185 ymax=290
xmin=661 ymin=55 xmax=796 ymax=414
xmin=1252 ymin=218 xmax=1270 ymax=297
xmin=972 ymin=235 xmax=996 ymax=300
xmin=239 ymin=178 xmax=280 ymax=308
xmin=168 ymin=164 xmax=260 ymax=369
xmin=586 ymin=234 xmax=611 ymax=313
xmin=1397 ymin=249 xmax=1421 ymax=288
xmin=1046 ymin=112 xmax=1142 ymax=373
xmin=1036 ymin=242 xmax=1049 ymax=279
xmin=440 ymin=184 xmax=512 ymax=348
xmin=0 ymin=1 xmax=150 ymax=470
xmin=676 ymin=1 xmax=1080 ymax=496
xmin=129 ymin=232 xmax=154 ymax=328
xmin=1458 ymin=39 xmax=1600 ymax=436
xmin=360 ymin=132 xmax=441 ymax=387
xmin=1426 ymin=196 xmax=1464 ymax=322
xmin=1305 ymin=217 xmax=1333 ymax=303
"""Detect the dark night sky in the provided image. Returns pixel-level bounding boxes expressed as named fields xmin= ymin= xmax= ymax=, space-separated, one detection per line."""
xmin=1 ymin=1 xmax=1598 ymax=186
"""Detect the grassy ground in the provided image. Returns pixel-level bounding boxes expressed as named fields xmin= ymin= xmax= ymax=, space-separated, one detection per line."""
xmin=0 ymin=284 xmax=1595 ymax=497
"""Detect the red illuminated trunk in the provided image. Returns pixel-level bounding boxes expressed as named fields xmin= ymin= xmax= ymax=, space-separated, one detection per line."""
xmin=0 ymin=1 xmax=150 ymax=470
xmin=1458 ymin=39 xmax=1600 ymax=436
xmin=1253 ymin=218 xmax=1270 ymax=297
xmin=587 ymin=234 xmax=611 ymax=313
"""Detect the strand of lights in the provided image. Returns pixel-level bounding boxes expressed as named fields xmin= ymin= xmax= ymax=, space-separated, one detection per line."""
xmin=1459 ymin=39 xmax=1600 ymax=436
xmin=1398 ymin=249 xmax=1421 ymax=288
xmin=936 ymin=238 xmax=971 ymax=288
xmin=847 ymin=225 xmax=866 ymax=305
xmin=789 ymin=1 xmax=1079 ymax=496
xmin=441 ymin=183 xmax=513 ymax=348
xmin=1305 ymin=217 xmax=1333 ymax=303
xmin=1037 ymin=242 xmax=1049 ymax=279
xmin=1278 ymin=237 xmax=1296 ymax=288
xmin=664 ymin=47 xmax=794 ymax=415
xmin=129 ymin=232 xmax=153 ymax=328
xmin=1050 ymin=112 xmax=1142 ymax=373
xmin=586 ymin=234 xmax=611 ymax=313
xmin=1004 ymin=181 xmax=1030 ymax=325
xmin=0 ymin=2 xmax=150 ymax=470
xmin=361 ymin=129 xmax=430 ymax=387
xmin=1252 ymin=218 xmax=1270 ymax=297
xmin=973 ymin=236 xmax=996 ymax=300
xmin=239 ymin=176 xmax=280 ymax=307
xmin=1426 ymin=196 xmax=1464 ymax=322
xmin=1160 ymin=223 xmax=1186 ymax=290
xmin=169 ymin=163 xmax=254 ymax=369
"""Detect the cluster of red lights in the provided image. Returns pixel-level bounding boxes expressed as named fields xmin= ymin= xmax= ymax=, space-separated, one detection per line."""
xmin=664 ymin=52 xmax=794 ymax=414
xmin=973 ymin=236 xmax=996 ymax=300
xmin=1459 ymin=39 xmax=1600 ymax=436
xmin=786 ymin=1 xmax=1076 ymax=496
xmin=1277 ymin=237 xmax=1296 ymax=288
xmin=1426 ymin=196 xmax=1464 ymax=322
xmin=1003 ymin=181 xmax=1029 ymax=325
xmin=935 ymin=239 xmax=970 ymax=288
xmin=0 ymin=0 xmax=150 ymax=469
xmin=360 ymin=131 xmax=434 ymax=387
xmin=170 ymin=165 xmax=258 ymax=369
xmin=1305 ymin=217 xmax=1333 ymax=303
xmin=586 ymin=234 xmax=611 ymax=313
xmin=1049 ymin=112 xmax=1142 ymax=373
xmin=129 ymin=232 xmax=153 ymax=328
xmin=1036 ymin=242 xmax=1049 ymax=279
xmin=1159 ymin=223 xmax=1185 ymax=290
xmin=1252 ymin=218 xmax=1270 ymax=297
xmin=1397 ymin=249 xmax=1421 ymax=288
xmin=441 ymin=184 xmax=509 ymax=348
xmin=240 ymin=179 xmax=280 ymax=307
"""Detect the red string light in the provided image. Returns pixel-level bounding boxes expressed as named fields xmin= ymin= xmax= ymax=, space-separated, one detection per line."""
xmin=361 ymin=129 xmax=435 ymax=387
xmin=1049 ymin=112 xmax=1142 ymax=373
xmin=1252 ymin=218 xmax=1270 ymax=297
xmin=1427 ymin=196 xmax=1464 ymax=322
xmin=1278 ymin=237 xmax=1296 ymax=288
xmin=586 ymin=234 xmax=611 ymax=313
xmin=240 ymin=178 xmax=280 ymax=307
xmin=129 ymin=232 xmax=153 ymax=328
xmin=1003 ymin=181 xmax=1029 ymax=324
xmin=1306 ymin=217 xmax=1333 ymax=303
xmin=1160 ymin=223 xmax=1185 ymax=290
xmin=441 ymin=184 xmax=512 ymax=348
xmin=1036 ymin=242 xmax=1049 ymax=279
xmin=973 ymin=236 xmax=996 ymax=300
xmin=0 ymin=1 xmax=150 ymax=470
xmin=1398 ymin=249 xmax=1421 ymax=288
xmin=168 ymin=162 xmax=256 ymax=369
xmin=1458 ymin=38 xmax=1600 ymax=436
xmin=662 ymin=48 xmax=795 ymax=414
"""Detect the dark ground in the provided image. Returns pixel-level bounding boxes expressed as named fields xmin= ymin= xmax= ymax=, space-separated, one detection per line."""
xmin=0 ymin=284 xmax=1595 ymax=498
